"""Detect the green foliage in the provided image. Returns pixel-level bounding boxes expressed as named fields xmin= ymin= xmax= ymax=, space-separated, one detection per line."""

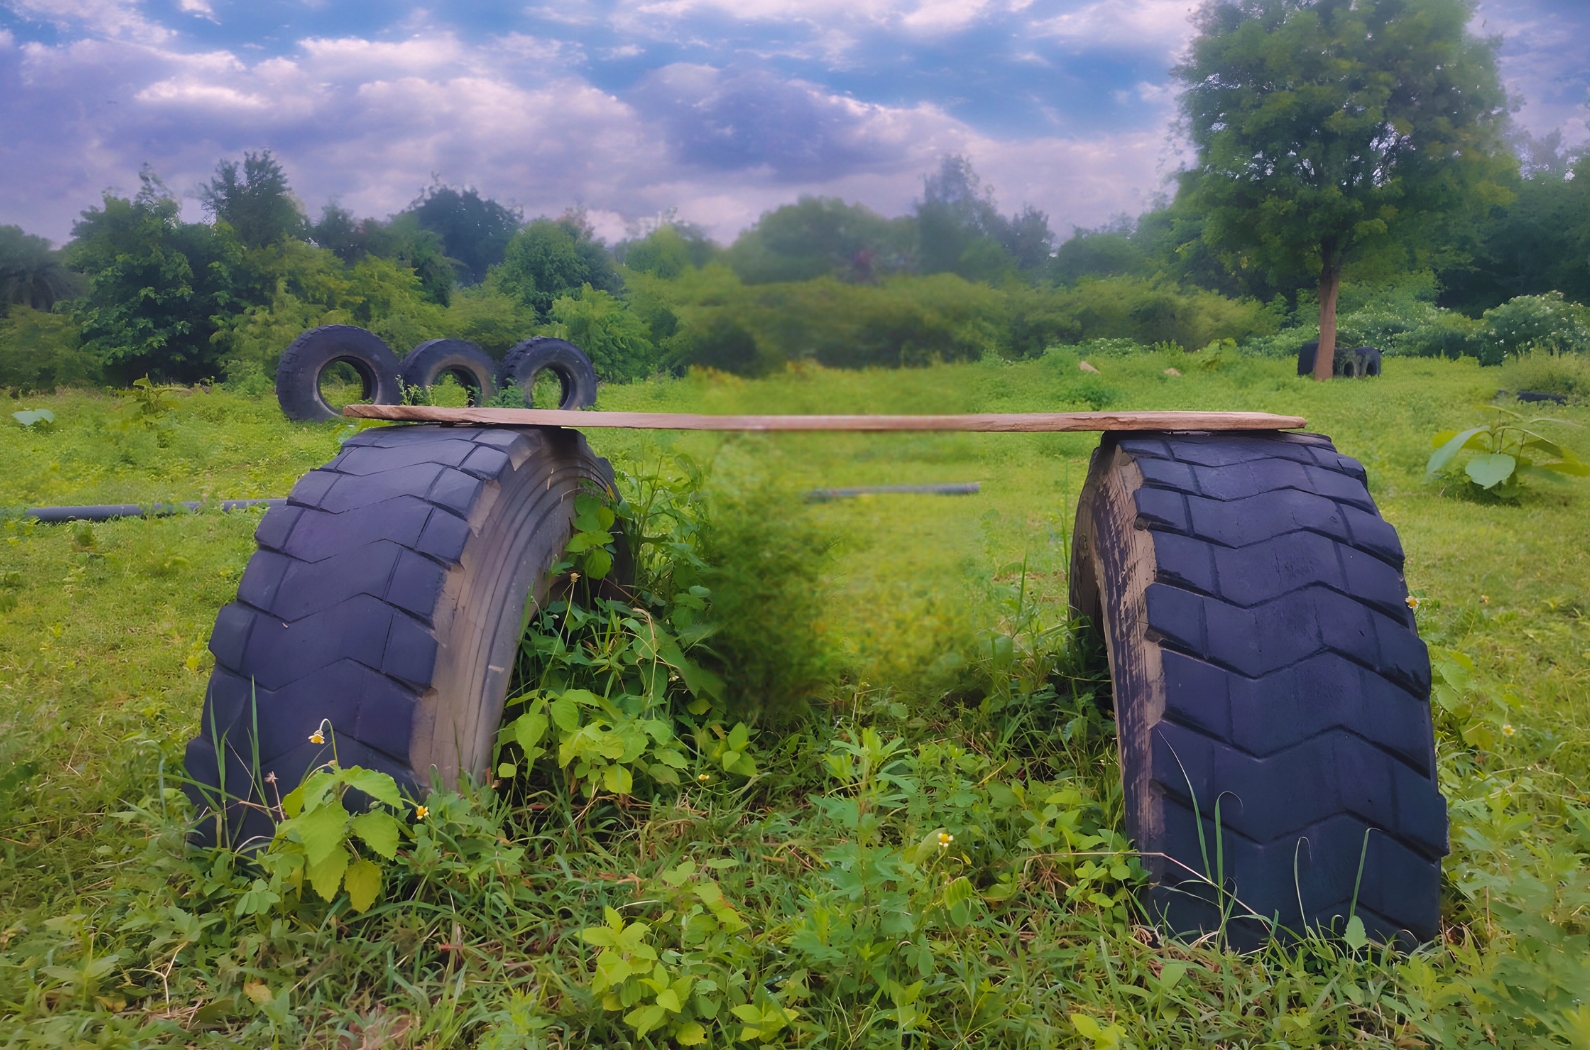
xmin=261 ymin=754 xmax=414 ymax=913
xmin=0 ymin=225 xmax=78 ymax=311
xmin=442 ymin=284 xmax=539 ymax=359
xmin=0 ymin=306 xmax=98 ymax=392
xmin=1174 ymin=0 xmax=1513 ymax=358
xmin=725 ymin=196 xmax=912 ymax=284
xmin=544 ymin=285 xmax=657 ymax=382
xmin=1480 ymin=292 xmax=1590 ymax=364
xmin=199 ymin=151 xmax=305 ymax=250
xmin=2 ymin=361 xmax=1590 ymax=1046
xmin=401 ymin=183 xmax=523 ymax=285
xmin=1498 ymin=350 xmax=1590 ymax=403
xmin=620 ymin=223 xmax=720 ymax=279
xmin=1427 ymin=405 xmax=1590 ymax=498
xmin=68 ymin=169 xmax=243 ymax=383
xmin=493 ymin=216 xmax=623 ymax=321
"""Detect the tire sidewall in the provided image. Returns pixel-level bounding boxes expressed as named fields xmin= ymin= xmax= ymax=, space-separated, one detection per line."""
xmin=276 ymin=326 xmax=403 ymax=422
xmin=500 ymin=337 xmax=599 ymax=409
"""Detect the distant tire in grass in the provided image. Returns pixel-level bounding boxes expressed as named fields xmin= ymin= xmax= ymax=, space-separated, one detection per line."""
xmin=1344 ymin=345 xmax=1382 ymax=378
xmin=276 ymin=325 xmax=403 ymax=422
xmin=1070 ymin=430 xmax=1446 ymax=949
xmin=499 ymin=337 xmax=598 ymax=409
xmin=183 ymin=424 xmax=616 ymax=847
xmin=400 ymin=339 xmax=499 ymax=404
xmin=1296 ymin=340 xmax=1381 ymax=378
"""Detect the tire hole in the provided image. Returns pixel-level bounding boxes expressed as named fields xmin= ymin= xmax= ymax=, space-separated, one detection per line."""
xmin=317 ymin=358 xmax=374 ymax=411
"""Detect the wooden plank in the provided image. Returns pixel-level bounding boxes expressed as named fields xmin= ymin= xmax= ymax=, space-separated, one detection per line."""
xmin=343 ymin=405 xmax=1307 ymax=432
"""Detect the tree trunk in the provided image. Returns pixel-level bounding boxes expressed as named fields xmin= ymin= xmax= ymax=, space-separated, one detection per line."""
xmin=1314 ymin=264 xmax=1342 ymax=382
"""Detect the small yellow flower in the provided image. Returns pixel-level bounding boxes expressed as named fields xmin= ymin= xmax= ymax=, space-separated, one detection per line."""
xmin=698 ymin=773 xmax=711 ymax=783
xmin=308 ymin=730 xmax=325 ymax=744
xmin=415 ymin=805 xmax=429 ymax=821
xmin=1501 ymin=724 xmax=1515 ymax=737
xmin=1481 ymin=595 xmax=1490 ymax=604
xmin=1405 ymin=595 xmax=1420 ymax=611
xmin=937 ymin=831 xmax=954 ymax=848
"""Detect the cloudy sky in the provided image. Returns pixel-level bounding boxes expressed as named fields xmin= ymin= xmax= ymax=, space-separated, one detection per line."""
xmin=1 ymin=0 xmax=1585 ymax=246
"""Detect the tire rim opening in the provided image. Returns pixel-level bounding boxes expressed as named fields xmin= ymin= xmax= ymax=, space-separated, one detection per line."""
xmin=529 ymin=367 xmax=571 ymax=409
xmin=316 ymin=357 xmax=376 ymax=412
xmin=430 ymin=369 xmax=478 ymax=407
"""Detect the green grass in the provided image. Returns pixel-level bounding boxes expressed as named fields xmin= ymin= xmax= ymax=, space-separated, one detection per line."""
xmin=1 ymin=351 xmax=1588 ymax=1047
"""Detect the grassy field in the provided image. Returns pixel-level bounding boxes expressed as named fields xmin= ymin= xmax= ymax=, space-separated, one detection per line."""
xmin=1 ymin=349 xmax=1588 ymax=1047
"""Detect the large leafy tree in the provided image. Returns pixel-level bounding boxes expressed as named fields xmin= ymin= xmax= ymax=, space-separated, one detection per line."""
xmin=725 ymin=197 xmax=910 ymax=284
xmin=916 ymin=157 xmax=1053 ymax=279
xmin=200 ymin=150 xmax=305 ymax=249
xmin=0 ymin=225 xmax=79 ymax=311
xmin=402 ymin=185 xmax=522 ymax=284
xmin=1173 ymin=0 xmax=1511 ymax=379
xmin=69 ymin=168 xmax=240 ymax=382
xmin=493 ymin=215 xmax=622 ymax=321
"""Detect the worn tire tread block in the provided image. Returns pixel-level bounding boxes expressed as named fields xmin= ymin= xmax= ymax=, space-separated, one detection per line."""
xmin=185 ymin=423 xmax=614 ymax=847
xmin=1071 ymin=431 xmax=1446 ymax=949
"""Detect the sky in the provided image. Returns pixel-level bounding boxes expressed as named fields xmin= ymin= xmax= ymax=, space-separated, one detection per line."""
xmin=1 ymin=0 xmax=1586 ymax=247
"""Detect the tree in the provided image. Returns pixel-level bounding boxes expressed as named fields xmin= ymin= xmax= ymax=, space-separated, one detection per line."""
xmin=724 ymin=197 xmax=909 ymax=284
xmin=200 ymin=150 xmax=305 ymax=249
xmin=402 ymin=184 xmax=522 ymax=284
xmin=69 ymin=168 xmax=241 ymax=382
xmin=1173 ymin=0 xmax=1511 ymax=379
xmin=492 ymin=215 xmax=622 ymax=321
xmin=915 ymin=156 xmax=1053 ymax=279
xmin=0 ymin=226 xmax=79 ymax=311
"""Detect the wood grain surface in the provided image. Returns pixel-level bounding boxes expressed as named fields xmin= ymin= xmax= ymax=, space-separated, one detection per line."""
xmin=343 ymin=405 xmax=1308 ymax=432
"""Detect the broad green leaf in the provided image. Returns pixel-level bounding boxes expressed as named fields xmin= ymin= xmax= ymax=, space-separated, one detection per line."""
xmin=942 ymin=876 xmax=976 ymax=910
xmin=1158 ymin=961 xmax=1188 ymax=991
xmin=306 ymin=846 xmax=349 ymax=901
xmin=294 ymin=801 xmax=350 ymax=867
xmin=1465 ymin=453 xmax=1516 ymax=489
xmin=344 ymin=858 xmax=381 ymax=913
xmin=654 ymin=988 xmax=682 ymax=1012
xmin=1539 ymin=458 xmax=1590 ymax=476
xmin=625 ymin=1004 xmax=667 ymax=1038
xmin=342 ymin=767 xmax=403 ymax=808
xmin=730 ymin=1005 xmax=765 ymax=1023
xmin=549 ymin=696 xmax=582 ymax=732
xmin=513 ymin=706 xmax=549 ymax=750
xmin=1344 ymin=914 xmax=1368 ymax=949
xmin=349 ymin=809 xmax=400 ymax=859
xmin=1522 ymin=437 xmax=1566 ymax=459
xmin=674 ymin=1021 xmax=707 ymax=1045
xmin=1070 ymin=1014 xmax=1102 ymax=1039
xmin=583 ymin=547 xmax=613 ymax=579
xmin=1426 ymin=426 xmax=1487 ymax=475
xmin=603 ymin=763 xmax=633 ymax=795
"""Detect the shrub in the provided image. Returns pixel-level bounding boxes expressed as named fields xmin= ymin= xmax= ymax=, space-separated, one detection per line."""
xmin=543 ymin=285 xmax=657 ymax=382
xmin=1479 ymin=291 xmax=1590 ymax=364
xmin=1498 ymin=350 xmax=1590 ymax=402
xmin=0 ymin=306 xmax=99 ymax=392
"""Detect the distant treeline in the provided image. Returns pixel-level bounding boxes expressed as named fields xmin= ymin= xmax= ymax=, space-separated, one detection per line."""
xmin=3 ymin=142 xmax=1589 ymax=393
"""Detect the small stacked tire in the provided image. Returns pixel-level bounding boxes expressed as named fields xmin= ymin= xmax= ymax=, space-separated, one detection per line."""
xmin=499 ymin=337 xmax=599 ymax=409
xmin=400 ymin=339 xmax=499 ymax=404
xmin=276 ymin=326 xmax=404 ymax=423
xmin=184 ymin=424 xmax=616 ymax=848
xmin=1296 ymin=341 xmax=1382 ymax=378
xmin=1071 ymin=430 xmax=1446 ymax=948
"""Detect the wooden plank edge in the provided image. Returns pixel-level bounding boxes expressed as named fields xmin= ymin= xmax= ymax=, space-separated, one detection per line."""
xmin=343 ymin=404 xmax=1308 ymax=432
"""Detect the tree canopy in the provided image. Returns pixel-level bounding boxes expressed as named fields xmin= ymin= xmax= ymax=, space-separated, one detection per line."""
xmin=200 ymin=150 xmax=305 ymax=250
xmin=1173 ymin=0 xmax=1512 ymax=378
xmin=403 ymin=185 xmax=523 ymax=284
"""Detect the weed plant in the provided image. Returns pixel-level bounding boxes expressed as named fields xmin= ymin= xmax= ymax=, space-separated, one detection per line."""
xmin=0 ymin=354 xmax=1587 ymax=1045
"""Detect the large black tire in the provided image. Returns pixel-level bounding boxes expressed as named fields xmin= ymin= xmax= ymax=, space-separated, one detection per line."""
xmin=499 ymin=337 xmax=598 ymax=409
xmin=184 ymin=424 xmax=615 ymax=847
xmin=400 ymin=339 xmax=499 ymax=404
xmin=276 ymin=325 xmax=403 ymax=423
xmin=1070 ymin=431 xmax=1446 ymax=949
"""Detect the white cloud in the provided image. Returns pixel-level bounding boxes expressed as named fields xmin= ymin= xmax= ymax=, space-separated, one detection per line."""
xmin=176 ymin=0 xmax=218 ymax=21
xmin=5 ymin=0 xmax=173 ymax=44
xmin=1031 ymin=0 xmax=1196 ymax=54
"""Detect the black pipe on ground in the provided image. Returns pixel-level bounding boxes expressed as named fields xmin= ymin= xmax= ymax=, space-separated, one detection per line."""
xmin=805 ymin=483 xmax=979 ymax=502
xmin=23 ymin=499 xmax=287 ymax=523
